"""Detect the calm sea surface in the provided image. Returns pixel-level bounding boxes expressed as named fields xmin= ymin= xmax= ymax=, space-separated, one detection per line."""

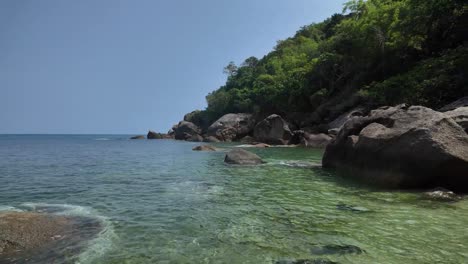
xmin=0 ymin=135 xmax=467 ymax=263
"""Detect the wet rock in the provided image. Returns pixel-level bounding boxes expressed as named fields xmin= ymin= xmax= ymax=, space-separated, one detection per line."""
xmin=147 ymin=130 xmax=163 ymax=139
xmin=207 ymin=113 xmax=256 ymax=141
xmin=336 ymin=203 xmax=371 ymax=213
xmin=290 ymin=131 xmax=331 ymax=147
xmin=254 ymin=114 xmax=292 ymax=145
xmin=423 ymin=187 xmax=462 ymax=202
xmin=203 ymin=136 xmax=221 ymax=143
xmin=130 ymin=135 xmax=145 ymax=139
xmin=0 ymin=211 xmax=103 ymax=262
xmin=300 ymin=133 xmax=332 ymax=148
xmin=310 ymin=244 xmax=365 ymax=255
xmin=0 ymin=212 xmax=75 ymax=257
xmin=187 ymin=134 xmax=203 ymax=142
xmin=192 ymin=145 xmax=217 ymax=151
xmin=239 ymin=135 xmax=256 ymax=144
xmin=224 ymin=149 xmax=264 ymax=165
xmin=235 ymin=143 xmax=271 ymax=148
xmin=323 ymin=104 xmax=468 ymax=191
xmin=275 ymin=259 xmax=338 ymax=264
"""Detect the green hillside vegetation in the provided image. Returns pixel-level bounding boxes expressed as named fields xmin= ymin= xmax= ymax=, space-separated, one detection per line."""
xmin=192 ymin=0 xmax=467 ymax=127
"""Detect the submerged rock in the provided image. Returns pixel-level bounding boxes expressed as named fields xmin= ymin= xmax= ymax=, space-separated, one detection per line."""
xmin=235 ymin=143 xmax=271 ymax=148
xmin=0 ymin=212 xmax=71 ymax=255
xmin=423 ymin=187 xmax=462 ymax=202
xmin=254 ymin=114 xmax=292 ymax=145
xmin=130 ymin=135 xmax=145 ymax=140
xmin=224 ymin=149 xmax=264 ymax=165
xmin=323 ymin=104 xmax=468 ymax=191
xmin=310 ymin=244 xmax=365 ymax=255
xmin=275 ymin=259 xmax=338 ymax=264
xmin=0 ymin=210 xmax=103 ymax=262
xmin=336 ymin=203 xmax=371 ymax=213
xmin=192 ymin=145 xmax=217 ymax=151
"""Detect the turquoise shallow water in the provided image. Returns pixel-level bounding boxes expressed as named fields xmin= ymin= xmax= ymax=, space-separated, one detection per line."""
xmin=0 ymin=135 xmax=467 ymax=263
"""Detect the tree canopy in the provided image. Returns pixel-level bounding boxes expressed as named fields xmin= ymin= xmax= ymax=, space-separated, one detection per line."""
xmin=198 ymin=0 xmax=467 ymax=125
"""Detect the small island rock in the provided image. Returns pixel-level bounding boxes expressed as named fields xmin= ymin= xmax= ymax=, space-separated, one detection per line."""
xmin=192 ymin=145 xmax=217 ymax=151
xmin=224 ymin=149 xmax=264 ymax=165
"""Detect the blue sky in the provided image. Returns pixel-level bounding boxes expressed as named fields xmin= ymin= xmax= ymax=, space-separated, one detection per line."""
xmin=0 ymin=0 xmax=346 ymax=134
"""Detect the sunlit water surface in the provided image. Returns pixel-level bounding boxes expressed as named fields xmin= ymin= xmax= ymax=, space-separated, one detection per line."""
xmin=0 ymin=135 xmax=467 ymax=263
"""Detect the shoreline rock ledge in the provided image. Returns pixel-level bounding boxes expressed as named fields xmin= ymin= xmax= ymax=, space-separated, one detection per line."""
xmin=322 ymin=104 xmax=468 ymax=192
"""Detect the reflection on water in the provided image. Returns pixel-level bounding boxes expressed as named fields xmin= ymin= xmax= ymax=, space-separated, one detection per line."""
xmin=0 ymin=135 xmax=467 ymax=263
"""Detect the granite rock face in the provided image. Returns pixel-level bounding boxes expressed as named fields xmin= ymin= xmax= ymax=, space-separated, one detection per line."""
xmin=254 ymin=114 xmax=292 ymax=145
xmin=207 ymin=113 xmax=256 ymax=142
xmin=323 ymin=104 xmax=468 ymax=191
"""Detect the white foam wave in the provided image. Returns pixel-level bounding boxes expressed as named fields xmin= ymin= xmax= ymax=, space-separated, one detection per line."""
xmin=268 ymin=160 xmax=322 ymax=168
xmin=0 ymin=205 xmax=24 ymax=212
xmin=94 ymin=138 xmax=111 ymax=141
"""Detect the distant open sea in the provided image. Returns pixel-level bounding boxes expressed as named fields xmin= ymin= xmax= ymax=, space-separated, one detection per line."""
xmin=0 ymin=135 xmax=467 ymax=263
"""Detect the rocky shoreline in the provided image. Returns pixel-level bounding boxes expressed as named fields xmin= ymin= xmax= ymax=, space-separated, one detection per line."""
xmin=136 ymin=97 xmax=468 ymax=192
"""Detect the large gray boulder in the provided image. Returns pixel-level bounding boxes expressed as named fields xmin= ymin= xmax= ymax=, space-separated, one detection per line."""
xmin=253 ymin=114 xmax=292 ymax=145
xmin=224 ymin=149 xmax=264 ymax=165
xmin=444 ymin=107 xmax=468 ymax=132
xmin=173 ymin=121 xmax=201 ymax=140
xmin=300 ymin=133 xmax=332 ymax=148
xmin=207 ymin=113 xmax=255 ymax=141
xmin=439 ymin=97 xmax=468 ymax=112
xmin=327 ymin=107 xmax=367 ymax=132
xmin=323 ymin=104 xmax=468 ymax=191
xmin=290 ymin=130 xmax=332 ymax=147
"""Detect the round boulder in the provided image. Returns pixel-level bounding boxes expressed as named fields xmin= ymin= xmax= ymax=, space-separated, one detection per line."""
xmin=253 ymin=114 xmax=292 ymax=145
xmin=192 ymin=145 xmax=217 ymax=151
xmin=173 ymin=121 xmax=202 ymax=140
xmin=207 ymin=113 xmax=255 ymax=141
xmin=224 ymin=149 xmax=264 ymax=165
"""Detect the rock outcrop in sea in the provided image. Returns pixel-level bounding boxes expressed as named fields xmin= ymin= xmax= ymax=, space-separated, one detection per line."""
xmin=322 ymin=104 xmax=468 ymax=191
xmin=224 ymin=149 xmax=264 ymax=165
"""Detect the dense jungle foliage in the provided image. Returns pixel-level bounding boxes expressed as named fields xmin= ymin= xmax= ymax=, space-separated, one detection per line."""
xmin=191 ymin=0 xmax=467 ymax=127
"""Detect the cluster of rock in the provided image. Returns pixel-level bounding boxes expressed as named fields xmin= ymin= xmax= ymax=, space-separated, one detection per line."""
xmin=188 ymin=97 xmax=468 ymax=192
xmin=161 ymin=111 xmax=353 ymax=147
xmin=323 ymin=100 xmax=468 ymax=192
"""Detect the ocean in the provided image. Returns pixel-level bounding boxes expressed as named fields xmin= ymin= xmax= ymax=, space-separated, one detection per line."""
xmin=0 ymin=135 xmax=467 ymax=263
